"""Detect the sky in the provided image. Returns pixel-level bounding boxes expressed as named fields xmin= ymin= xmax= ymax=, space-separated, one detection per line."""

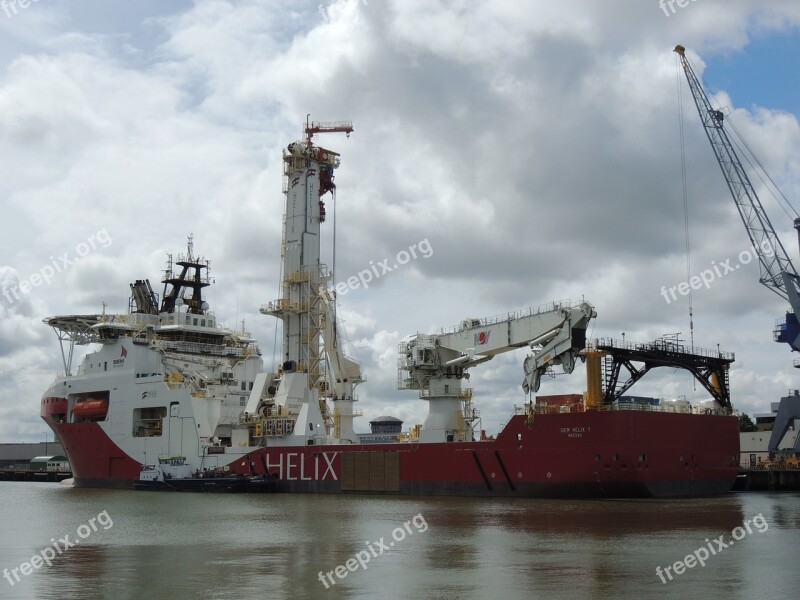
xmin=1 ymin=0 xmax=800 ymax=443
xmin=704 ymin=30 xmax=800 ymax=117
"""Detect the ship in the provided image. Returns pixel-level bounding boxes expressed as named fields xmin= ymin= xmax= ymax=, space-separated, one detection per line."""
xmin=134 ymin=456 xmax=277 ymax=493
xmin=40 ymin=119 xmax=740 ymax=497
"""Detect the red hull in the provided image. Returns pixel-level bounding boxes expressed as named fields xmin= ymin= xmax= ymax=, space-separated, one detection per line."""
xmin=43 ymin=399 xmax=740 ymax=497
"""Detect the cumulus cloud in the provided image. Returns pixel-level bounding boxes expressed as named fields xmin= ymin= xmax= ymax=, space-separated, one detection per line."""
xmin=0 ymin=0 xmax=799 ymax=441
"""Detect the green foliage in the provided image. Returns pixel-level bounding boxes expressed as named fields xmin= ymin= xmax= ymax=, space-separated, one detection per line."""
xmin=738 ymin=412 xmax=758 ymax=432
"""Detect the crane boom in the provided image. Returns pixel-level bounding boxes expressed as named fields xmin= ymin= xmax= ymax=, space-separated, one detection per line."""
xmin=398 ymin=300 xmax=595 ymax=442
xmin=674 ymin=44 xmax=800 ymax=351
xmin=305 ymin=119 xmax=353 ymax=140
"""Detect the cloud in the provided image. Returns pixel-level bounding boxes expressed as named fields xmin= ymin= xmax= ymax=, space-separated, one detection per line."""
xmin=0 ymin=0 xmax=799 ymax=440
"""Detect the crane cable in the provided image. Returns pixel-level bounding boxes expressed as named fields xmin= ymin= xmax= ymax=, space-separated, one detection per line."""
xmin=676 ymin=55 xmax=696 ymax=360
xmin=271 ymin=247 xmax=284 ymax=373
xmin=332 ymin=187 xmax=339 ymax=350
xmin=687 ymin=55 xmax=798 ymax=223
xmin=725 ymin=115 xmax=799 ymax=221
xmin=330 ymin=187 xmax=356 ymax=370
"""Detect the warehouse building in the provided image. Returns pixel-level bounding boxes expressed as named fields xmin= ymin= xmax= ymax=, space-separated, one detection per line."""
xmin=0 ymin=442 xmax=66 ymax=469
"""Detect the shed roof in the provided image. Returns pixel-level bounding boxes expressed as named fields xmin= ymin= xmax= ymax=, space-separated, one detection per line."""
xmin=30 ymin=455 xmax=68 ymax=462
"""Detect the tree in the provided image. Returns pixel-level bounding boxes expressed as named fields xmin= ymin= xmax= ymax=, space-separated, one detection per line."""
xmin=738 ymin=413 xmax=758 ymax=432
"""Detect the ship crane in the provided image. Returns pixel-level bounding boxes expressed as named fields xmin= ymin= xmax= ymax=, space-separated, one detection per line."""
xmin=257 ymin=116 xmax=359 ymax=444
xmin=675 ymin=44 xmax=800 ymax=352
xmin=303 ymin=117 xmax=353 ymax=198
xmin=304 ymin=117 xmax=353 ymax=141
xmin=398 ymin=300 xmax=596 ymax=443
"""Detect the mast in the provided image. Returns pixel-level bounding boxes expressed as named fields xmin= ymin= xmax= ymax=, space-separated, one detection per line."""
xmin=160 ymin=234 xmax=211 ymax=315
xmin=262 ymin=117 xmax=354 ymax=439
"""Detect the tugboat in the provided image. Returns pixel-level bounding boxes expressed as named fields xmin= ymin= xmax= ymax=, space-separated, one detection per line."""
xmin=135 ymin=455 xmax=277 ymax=493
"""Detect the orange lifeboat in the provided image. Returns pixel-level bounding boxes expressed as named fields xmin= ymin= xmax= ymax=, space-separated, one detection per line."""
xmin=73 ymin=398 xmax=109 ymax=420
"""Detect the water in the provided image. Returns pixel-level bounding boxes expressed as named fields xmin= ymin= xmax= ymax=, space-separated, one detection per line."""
xmin=0 ymin=484 xmax=798 ymax=600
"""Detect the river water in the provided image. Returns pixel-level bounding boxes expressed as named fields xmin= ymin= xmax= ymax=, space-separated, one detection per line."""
xmin=0 ymin=483 xmax=797 ymax=599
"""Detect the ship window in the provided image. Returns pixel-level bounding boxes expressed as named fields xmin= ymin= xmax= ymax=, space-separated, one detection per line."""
xmin=201 ymin=319 xmax=206 ymax=327
xmin=612 ymin=454 xmax=619 ymax=461
xmin=240 ymin=397 xmax=246 ymax=406
xmin=249 ymin=382 xmax=254 ymax=390
xmin=193 ymin=318 xmax=198 ymax=326
xmin=241 ymin=381 xmax=246 ymax=391
xmin=132 ymin=406 xmax=166 ymax=437
xmin=595 ymin=454 xmax=601 ymax=461
xmin=639 ymin=454 xmax=646 ymax=462
xmin=516 ymin=433 xmax=522 ymax=441
xmin=309 ymin=423 xmax=314 ymax=431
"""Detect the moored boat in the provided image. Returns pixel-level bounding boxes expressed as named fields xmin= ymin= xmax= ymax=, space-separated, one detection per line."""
xmin=134 ymin=456 xmax=277 ymax=493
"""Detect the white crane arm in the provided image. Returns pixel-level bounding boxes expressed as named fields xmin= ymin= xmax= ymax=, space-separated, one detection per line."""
xmin=400 ymin=300 xmax=595 ymax=394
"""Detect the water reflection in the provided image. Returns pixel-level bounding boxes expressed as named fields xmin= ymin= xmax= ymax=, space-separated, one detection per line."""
xmin=0 ymin=485 xmax=796 ymax=600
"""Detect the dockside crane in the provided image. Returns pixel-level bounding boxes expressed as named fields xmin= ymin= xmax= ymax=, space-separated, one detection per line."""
xmin=674 ymin=44 xmax=800 ymax=352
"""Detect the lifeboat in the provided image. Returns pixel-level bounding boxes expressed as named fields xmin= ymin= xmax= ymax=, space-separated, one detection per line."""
xmin=73 ymin=398 xmax=109 ymax=420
